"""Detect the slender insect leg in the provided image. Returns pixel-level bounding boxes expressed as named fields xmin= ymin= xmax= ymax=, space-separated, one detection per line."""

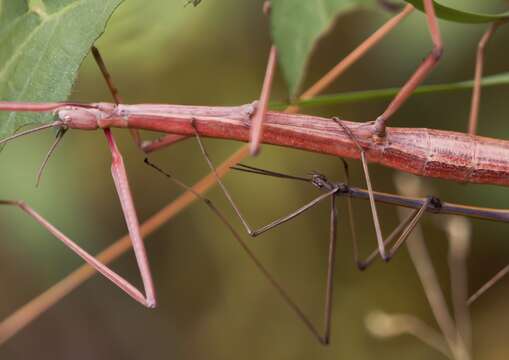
xmin=91 ymin=46 xmax=144 ymax=148
xmin=103 ymin=128 xmax=156 ymax=307
xmin=373 ymin=0 xmax=442 ymax=137
xmin=250 ymin=45 xmax=277 ymax=155
xmin=468 ymin=20 xmax=507 ymax=135
xmin=333 ymin=118 xmax=387 ymax=260
xmin=144 ymin=158 xmax=339 ymax=345
xmin=321 ymin=194 xmax=339 ymax=344
xmin=467 ymin=22 xmax=509 ymax=300
xmin=190 ymin=119 xmax=334 ymax=237
xmin=0 ymin=198 xmax=155 ymax=307
xmin=338 ymin=158 xmax=364 ymax=269
xmin=357 ymin=197 xmax=431 ymax=270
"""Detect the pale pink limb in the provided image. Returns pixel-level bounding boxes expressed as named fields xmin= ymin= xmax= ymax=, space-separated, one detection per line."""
xmin=0 ymin=199 xmax=153 ymax=307
xmin=468 ymin=20 xmax=507 ymax=135
xmin=374 ymin=0 xmax=442 ymax=137
xmin=3 ymin=125 xmax=156 ymax=307
xmin=103 ymin=128 xmax=156 ymax=307
xmin=250 ymin=45 xmax=277 ymax=155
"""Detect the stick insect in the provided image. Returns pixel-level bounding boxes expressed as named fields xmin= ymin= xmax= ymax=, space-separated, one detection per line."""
xmin=0 ymin=2 xmax=508 ymax=346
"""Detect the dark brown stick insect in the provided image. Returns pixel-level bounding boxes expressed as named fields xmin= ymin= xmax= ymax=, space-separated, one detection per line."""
xmin=1 ymin=1 xmax=508 ymax=346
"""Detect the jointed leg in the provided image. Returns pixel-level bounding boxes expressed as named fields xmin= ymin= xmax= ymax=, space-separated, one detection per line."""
xmin=334 ymin=118 xmax=431 ymax=266
xmin=374 ymin=0 xmax=442 ymax=137
xmin=93 ymin=47 xmax=157 ymax=304
xmin=0 ymin=177 xmax=155 ymax=308
xmin=191 ymin=119 xmax=337 ymax=237
xmin=466 ymin=19 xmax=509 ymax=300
xmin=144 ymin=157 xmax=340 ymax=345
xmin=321 ymin=195 xmax=338 ymax=344
xmin=334 ymin=118 xmax=387 ymax=260
xmin=104 ymin=128 xmax=156 ymax=307
xmin=468 ymin=20 xmax=507 ymax=135
xmin=355 ymin=197 xmax=431 ymax=270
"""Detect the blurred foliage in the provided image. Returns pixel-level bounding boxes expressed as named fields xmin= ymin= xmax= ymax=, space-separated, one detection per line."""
xmin=0 ymin=0 xmax=122 ymax=142
xmin=270 ymin=0 xmax=377 ymax=96
xmin=1 ymin=0 xmax=509 ymax=359
xmin=271 ymin=71 xmax=509 ymax=109
xmin=406 ymin=0 xmax=509 ymax=23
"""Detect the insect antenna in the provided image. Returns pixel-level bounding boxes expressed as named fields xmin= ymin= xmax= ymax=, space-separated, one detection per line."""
xmin=35 ymin=127 xmax=68 ymax=187
xmin=0 ymin=121 xmax=63 ymax=147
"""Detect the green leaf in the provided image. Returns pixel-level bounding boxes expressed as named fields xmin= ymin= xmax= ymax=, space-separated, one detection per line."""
xmin=405 ymin=1 xmax=509 ymax=23
xmin=270 ymin=72 xmax=509 ymax=109
xmin=270 ymin=0 xmax=377 ymax=98
xmin=0 ymin=0 xmax=123 ymax=145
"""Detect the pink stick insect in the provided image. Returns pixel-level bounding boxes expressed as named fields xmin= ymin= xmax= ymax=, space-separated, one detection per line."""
xmin=0 ymin=1 xmax=507 ymax=346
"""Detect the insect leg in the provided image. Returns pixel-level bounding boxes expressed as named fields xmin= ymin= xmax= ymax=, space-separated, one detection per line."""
xmin=0 ymin=197 xmax=155 ymax=307
xmin=144 ymin=157 xmax=339 ymax=345
xmin=356 ymin=197 xmax=431 ymax=270
xmin=321 ymin=194 xmax=339 ymax=344
xmin=334 ymin=118 xmax=387 ymax=260
xmin=373 ymin=0 xmax=442 ymax=137
xmin=190 ymin=119 xmax=334 ymax=237
xmin=468 ymin=20 xmax=507 ymax=135
xmin=103 ymin=128 xmax=156 ymax=307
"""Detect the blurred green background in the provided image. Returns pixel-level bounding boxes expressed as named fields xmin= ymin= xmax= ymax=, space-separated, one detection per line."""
xmin=1 ymin=0 xmax=509 ymax=359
